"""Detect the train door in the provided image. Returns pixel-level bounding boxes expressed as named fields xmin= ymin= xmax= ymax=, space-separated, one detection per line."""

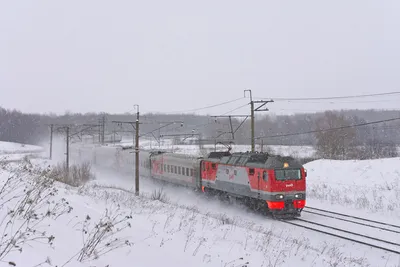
xmin=195 ymin=161 xmax=202 ymax=190
xmin=256 ymin=169 xmax=261 ymax=199
xmin=208 ymin=162 xmax=216 ymax=179
xmin=201 ymin=161 xmax=207 ymax=180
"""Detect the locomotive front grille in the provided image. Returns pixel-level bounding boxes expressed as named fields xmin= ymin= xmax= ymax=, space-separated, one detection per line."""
xmin=284 ymin=200 xmax=295 ymax=210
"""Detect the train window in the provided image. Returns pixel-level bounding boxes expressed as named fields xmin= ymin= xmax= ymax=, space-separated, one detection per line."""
xmin=164 ymin=164 xmax=166 ymax=172
xmin=190 ymin=169 xmax=194 ymax=176
xmin=263 ymin=171 xmax=268 ymax=181
xmin=178 ymin=166 xmax=181 ymax=175
xmin=211 ymin=163 xmax=216 ymax=169
xmin=237 ymin=156 xmax=248 ymax=165
xmin=202 ymin=162 xmax=206 ymax=171
xmin=186 ymin=167 xmax=189 ymax=176
xmin=227 ymin=156 xmax=239 ymax=165
xmin=275 ymin=169 xmax=301 ymax=181
xmin=167 ymin=165 xmax=170 ymax=172
xmin=174 ymin=166 xmax=177 ymax=173
xmin=249 ymin=168 xmax=255 ymax=175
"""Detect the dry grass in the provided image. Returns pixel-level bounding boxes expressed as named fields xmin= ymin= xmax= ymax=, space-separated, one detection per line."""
xmin=49 ymin=161 xmax=95 ymax=187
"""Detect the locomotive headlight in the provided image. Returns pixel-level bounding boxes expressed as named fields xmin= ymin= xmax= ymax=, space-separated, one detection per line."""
xmin=295 ymin=193 xmax=303 ymax=199
xmin=275 ymin=194 xmax=284 ymax=200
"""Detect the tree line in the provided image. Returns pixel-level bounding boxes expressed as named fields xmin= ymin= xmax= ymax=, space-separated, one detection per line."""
xmin=1 ymin=106 xmax=399 ymax=159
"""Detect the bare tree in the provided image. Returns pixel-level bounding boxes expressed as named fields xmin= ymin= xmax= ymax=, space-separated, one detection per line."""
xmin=314 ymin=111 xmax=357 ymax=159
xmin=363 ymin=139 xmax=398 ymax=159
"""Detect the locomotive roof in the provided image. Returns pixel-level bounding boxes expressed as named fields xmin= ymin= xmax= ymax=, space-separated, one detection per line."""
xmin=149 ymin=150 xmax=202 ymax=159
xmin=205 ymin=151 xmax=303 ymax=169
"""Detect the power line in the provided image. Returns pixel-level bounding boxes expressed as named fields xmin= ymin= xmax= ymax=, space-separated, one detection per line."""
xmin=275 ymin=98 xmax=400 ymax=104
xmin=166 ymin=97 xmax=244 ymax=113
xmin=254 ymin=91 xmax=400 ymax=102
xmin=254 ymin=117 xmax=400 ymax=140
xmin=221 ymin=103 xmax=249 ymax=115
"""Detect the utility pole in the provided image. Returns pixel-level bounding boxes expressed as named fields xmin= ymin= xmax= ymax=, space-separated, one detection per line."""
xmin=134 ymin=104 xmax=139 ymax=196
xmin=98 ymin=118 xmax=101 ymax=144
xmin=244 ymin=89 xmax=255 ymax=152
xmin=142 ymin=120 xmax=184 ymax=146
xmin=102 ymin=114 xmax=106 ymax=144
xmin=261 ymin=139 xmax=264 ymax=152
xmin=244 ymin=89 xmax=273 ymax=152
xmin=98 ymin=115 xmax=106 ymax=144
xmin=111 ymin=105 xmax=141 ymax=195
xmin=66 ymin=126 xmax=69 ymax=177
xmin=51 ymin=124 xmax=71 ymax=174
xmin=48 ymin=123 xmax=72 ymax=163
xmin=211 ymin=115 xmax=249 ymax=141
xmin=49 ymin=124 xmax=53 ymax=159
xmin=48 ymin=123 xmax=102 ymax=176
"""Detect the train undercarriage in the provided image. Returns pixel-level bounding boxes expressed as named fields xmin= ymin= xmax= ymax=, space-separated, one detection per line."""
xmin=200 ymin=186 xmax=303 ymax=219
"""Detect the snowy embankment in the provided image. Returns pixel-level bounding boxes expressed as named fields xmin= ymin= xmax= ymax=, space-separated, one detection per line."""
xmin=0 ymin=141 xmax=43 ymax=154
xmin=1 ymin=158 xmax=398 ymax=266
xmin=0 ymin=141 xmax=45 ymax=162
xmin=305 ymin=158 xmax=400 ymax=220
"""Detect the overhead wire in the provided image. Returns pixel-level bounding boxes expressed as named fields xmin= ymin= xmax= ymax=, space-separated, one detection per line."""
xmin=154 ymin=102 xmax=250 ymax=140
xmin=165 ymin=97 xmax=245 ymax=113
xmin=254 ymin=117 xmax=400 ymax=140
xmin=221 ymin=103 xmax=249 ymax=116
xmin=254 ymin=91 xmax=400 ymax=102
xmin=134 ymin=92 xmax=400 ymax=143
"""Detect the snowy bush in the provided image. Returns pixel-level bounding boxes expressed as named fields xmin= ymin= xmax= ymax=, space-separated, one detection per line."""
xmin=50 ymin=161 xmax=95 ymax=187
xmin=0 ymin=164 xmax=72 ymax=263
xmin=150 ymin=188 xmax=170 ymax=203
xmin=62 ymin=206 xmax=133 ymax=264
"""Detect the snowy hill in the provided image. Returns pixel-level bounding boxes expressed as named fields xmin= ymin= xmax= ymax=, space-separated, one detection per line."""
xmin=305 ymin=158 xmax=400 ymax=219
xmin=0 ymin=141 xmax=43 ymax=154
xmin=1 ymin=141 xmax=400 ymax=266
xmin=0 ymin=141 xmax=45 ymax=162
xmin=1 ymin=159 xmax=398 ymax=267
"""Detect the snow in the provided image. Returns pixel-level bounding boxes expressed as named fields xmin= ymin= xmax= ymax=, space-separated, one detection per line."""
xmin=0 ymin=153 xmax=45 ymax=163
xmin=1 ymin=161 xmax=399 ymax=267
xmin=0 ymin=141 xmax=45 ymax=163
xmin=305 ymin=158 xmax=400 ymax=220
xmin=2 ymin=140 xmax=400 ymax=266
xmin=0 ymin=141 xmax=43 ymax=154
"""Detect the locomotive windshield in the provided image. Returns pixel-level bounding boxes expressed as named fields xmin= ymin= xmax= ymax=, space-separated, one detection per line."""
xmin=275 ymin=169 xmax=302 ymax=181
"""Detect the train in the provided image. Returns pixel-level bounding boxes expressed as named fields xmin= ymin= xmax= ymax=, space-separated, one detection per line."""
xmin=141 ymin=150 xmax=306 ymax=218
xmin=72 ymin=145 xmax=306 ymax=218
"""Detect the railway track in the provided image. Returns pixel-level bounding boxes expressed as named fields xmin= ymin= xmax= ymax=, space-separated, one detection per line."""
xmin=280 ymin=206 xmax=400 ymax=255
xmin=304 ymin=206 xmax=400 ymax=234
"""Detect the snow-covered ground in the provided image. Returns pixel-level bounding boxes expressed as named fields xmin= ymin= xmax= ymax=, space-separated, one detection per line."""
xmin=305 ymin=158 xmax=400 ymax=220
xmin=0 ymin=140 xmax=46 ymax=162
xmin=1 ymin=159 xmax=399 ymax=267
xmin=0 ymin=141 xmax=43 ymax=154
xmin=1 ymin=140 xmax=400 ymax=266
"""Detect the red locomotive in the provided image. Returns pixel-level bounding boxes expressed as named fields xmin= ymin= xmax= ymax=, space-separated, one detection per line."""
xmin=146 ymin=150 xmax=306 ymax=217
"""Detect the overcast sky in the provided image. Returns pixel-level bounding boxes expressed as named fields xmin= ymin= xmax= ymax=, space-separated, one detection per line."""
xmin=1 ymin=0 xmax=399 ymax=116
